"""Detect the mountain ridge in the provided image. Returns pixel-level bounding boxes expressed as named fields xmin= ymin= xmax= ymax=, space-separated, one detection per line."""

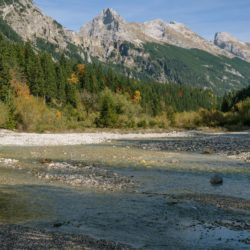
xmin=1 ymin=2 xmax=249 ymax=62
xmin=214 ymin=32 xmax=250 ymax=62
xmin=77 ymin=8 xmax=232 ymax=60
xmin=0 ymin=2 xmax=249 ymax=94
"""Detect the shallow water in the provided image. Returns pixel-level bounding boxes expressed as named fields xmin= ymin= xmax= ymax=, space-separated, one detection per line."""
xmin=0 ymin=134 xmax=249 ymax=249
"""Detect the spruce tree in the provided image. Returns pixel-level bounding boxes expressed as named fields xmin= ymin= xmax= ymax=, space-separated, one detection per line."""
xmin=41 ymin=53 xmax=57 ymax=101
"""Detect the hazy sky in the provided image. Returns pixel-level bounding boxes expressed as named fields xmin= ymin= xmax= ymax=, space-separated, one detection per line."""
xmin=34 ymin=0 xmax=250 ymax=42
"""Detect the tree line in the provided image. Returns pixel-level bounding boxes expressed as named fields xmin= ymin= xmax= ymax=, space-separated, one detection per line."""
xmin=0 ymin=34 xmax=248 ymax=131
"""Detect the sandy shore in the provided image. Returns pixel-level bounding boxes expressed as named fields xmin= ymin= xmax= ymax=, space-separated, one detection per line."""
xmin=0 ymin=130 xmax=192 ymax=146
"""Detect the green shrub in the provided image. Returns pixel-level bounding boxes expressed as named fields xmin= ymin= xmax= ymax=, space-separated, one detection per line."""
xmin=199 ymin=109 xmax=225 ymax=127
xmin=96 ymin=89 xmax=118 ymax=128
xmin=15 ymin=96 xmax=64 ymax=131
xmin=96 ymin=89 xmax=142 ymax=128
xmin=137 ymin=119 xmax=148 ymax=128
xmin=235 ymin=98 xmax=250 ymax=125
xmin=174 ymin=111 xmax=202 ymax=128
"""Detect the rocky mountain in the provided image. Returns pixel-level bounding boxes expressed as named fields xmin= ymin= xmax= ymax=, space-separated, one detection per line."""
xmin=78 ymin=8 xmax=231 ymax=61
xmin=214 ymin=32 xmax=250 ymax=62
xmin=77 ymin=8 xmax=250 ymax=93
xmin=0 ymin=0 xmax=88 ymax=60
xmin=0 ymin=2 xmax=249 ymax=94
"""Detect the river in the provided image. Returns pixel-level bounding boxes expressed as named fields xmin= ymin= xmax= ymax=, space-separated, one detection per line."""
xmin=0 ymin=132 xmax=249 ymax=249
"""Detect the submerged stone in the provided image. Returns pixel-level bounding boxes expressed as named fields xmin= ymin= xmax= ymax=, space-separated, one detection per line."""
xmin=39 ymin=158 xmax=52 ymax=164
xmin=210 ymin=174 xmax=223 ymax=185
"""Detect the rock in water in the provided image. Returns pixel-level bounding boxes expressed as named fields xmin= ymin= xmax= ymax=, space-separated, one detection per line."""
xmin=210 ymin=174 xmax=223 ymax=185
xmin=39 ymin=158 xmax=52 ymax=164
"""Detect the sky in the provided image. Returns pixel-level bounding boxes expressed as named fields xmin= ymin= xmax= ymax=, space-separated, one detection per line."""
xmin=34 ymin=0 xmax=250 ymax=42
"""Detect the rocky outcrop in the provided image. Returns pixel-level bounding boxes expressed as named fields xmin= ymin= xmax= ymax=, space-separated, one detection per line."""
xmin=78 ymin=8 xmax=231 ymax=63
xmin=77 ymin=8 xmax=146 ymax=65
xmin=142 ymin=19 xmax=229 ymax=56
xmin=214 ymin=32 xmax=250 ymax=62
xmin=0 ymin=0 xmax=73 ymax=49
xmin=0 ymin=0 xmax=89 ymax=61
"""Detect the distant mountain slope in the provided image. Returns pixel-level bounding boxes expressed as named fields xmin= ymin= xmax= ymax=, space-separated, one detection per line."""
xmin=214 ymin=32 xmax=250 ymax=62
xmin=112 ymin=42 xmax=250 ymax=94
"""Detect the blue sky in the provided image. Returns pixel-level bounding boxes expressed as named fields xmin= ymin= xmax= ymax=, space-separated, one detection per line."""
xmin=34 ymin=0 xmax=250 ymax=42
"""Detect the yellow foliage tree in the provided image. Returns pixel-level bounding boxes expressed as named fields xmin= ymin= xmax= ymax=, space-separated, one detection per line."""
xmin=76 ymin=64 xmax=86 ymax=76
xmin=56 ymin=111 xmax=62 ymax=120
xmin=68 ymin=72 xmax=79 ymax=85
xmin=12 ymin=81 xmax=30 ymax=98
xmin=132 ymin=90 xmax=142 ymax=104
xmin=10 ymin=70 xmax=31 ymax=98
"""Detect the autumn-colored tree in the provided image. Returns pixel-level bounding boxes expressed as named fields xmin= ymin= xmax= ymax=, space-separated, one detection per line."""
xmin=76 ymin=64 xmax=86 ymax=76
xmin=10 ymin=73 xmax=30 ymax=98
xmin=68 ymin=72 xmax=79 ymax=85
xmin=132 ymin=90 xmax=142 ymax=104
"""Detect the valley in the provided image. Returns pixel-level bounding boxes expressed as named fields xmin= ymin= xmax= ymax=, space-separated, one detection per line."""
xmin=0 ymin=1 xmax=249 ymax=249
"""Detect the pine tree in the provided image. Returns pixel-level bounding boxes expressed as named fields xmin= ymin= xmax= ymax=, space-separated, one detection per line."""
xmin=96 ymin=90 xmax=117 ymax=127
xmin=55 ymin=64 xmax=66 ymax=103
xmin=0 ymin=56 xmax=11 ymax=103
xmin=41 ymin=53 xmax=57 ymax=101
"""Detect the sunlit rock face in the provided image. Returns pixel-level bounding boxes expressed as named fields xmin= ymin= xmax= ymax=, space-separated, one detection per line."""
xmin=78 ymin=8 xmax=231 ymax=63
xmin=0 ymin=0 xmax=75 ymax=49
xmin=214 ymin=32 xmax=250 ymax=62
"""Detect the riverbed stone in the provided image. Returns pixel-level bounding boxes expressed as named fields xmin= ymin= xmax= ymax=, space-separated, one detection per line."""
xmin=210 ymin=174 xmax=223 ymax=185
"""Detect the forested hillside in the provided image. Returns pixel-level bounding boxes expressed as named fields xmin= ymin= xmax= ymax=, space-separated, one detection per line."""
xmin=1 ymin=0 xmax=250 ymax=96
xmin=0 ymin=34 xmax=221 ymax=131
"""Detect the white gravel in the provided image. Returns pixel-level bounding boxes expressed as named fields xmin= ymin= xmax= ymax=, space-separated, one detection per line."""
xmin=0 ymin=130 xmax=192 ymax=146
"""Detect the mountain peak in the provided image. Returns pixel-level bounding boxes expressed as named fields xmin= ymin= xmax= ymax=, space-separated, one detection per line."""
xmin=215 ymin=32 xmax=240 ymax=44
xmin=98 ymin=8 xmax=125 ymax=25
xmin=145 ymin=19 xmax=166 ymax=26
xmin=102 ymin=8 xmax=117 ymax=16
xmin=214 ymin=32 xmax=250 ymax=62
xmin=79 ymin=7 xmax=127 ymax=40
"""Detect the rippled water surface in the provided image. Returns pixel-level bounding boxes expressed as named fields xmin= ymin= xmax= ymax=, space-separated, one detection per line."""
xmin=0 ymin=134 xmax=249 ymax=249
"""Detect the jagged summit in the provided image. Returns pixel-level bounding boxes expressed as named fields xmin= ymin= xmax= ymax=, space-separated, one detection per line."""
xmin=79 ymin=8 xmax=126 ymax=37
xmin=214 ymin=32 xmax=250 ymax=62
xmin=215 ymin=32 xmax=243 ymax=45
xmin=78 ymin=8 xmax=230 ymax=59
xmin=101 ymin=8 xmax=125 ymax=25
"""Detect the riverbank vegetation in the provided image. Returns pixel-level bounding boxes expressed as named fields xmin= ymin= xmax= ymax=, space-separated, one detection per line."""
xmin=0 ymin=34 xmax=249 ymax=131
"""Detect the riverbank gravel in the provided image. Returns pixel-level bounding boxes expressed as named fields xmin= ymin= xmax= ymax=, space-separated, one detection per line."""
xmin=0 ymin=130 xmax=192 ymax=146
xmin=0 ymin=225 xmax=138 ymax=250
